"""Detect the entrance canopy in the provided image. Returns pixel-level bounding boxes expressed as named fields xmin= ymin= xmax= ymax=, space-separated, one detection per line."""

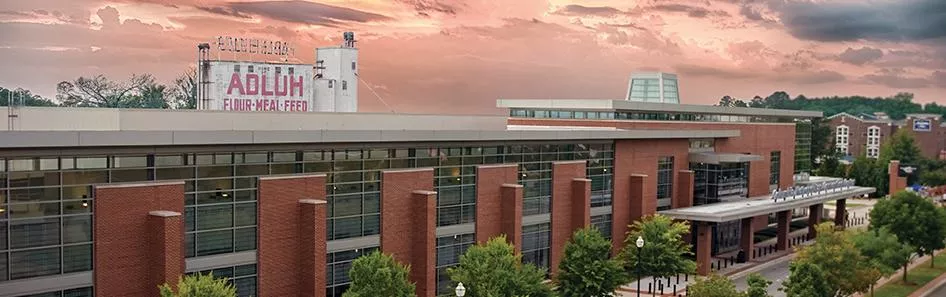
xmin=659 ymin=186 xmax=875 ymax=222
xmin=688 ymin=152 xmax=762 ymax=165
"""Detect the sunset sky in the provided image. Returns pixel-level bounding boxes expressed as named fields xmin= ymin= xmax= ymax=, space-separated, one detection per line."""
xmin=2 ymin=0 xmax=945 ymax=114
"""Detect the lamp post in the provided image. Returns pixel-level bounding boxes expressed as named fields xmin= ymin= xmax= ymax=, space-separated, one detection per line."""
xmin=636 ymin=236 xmax=644 ymax=297
xmin=455 ymin=282 xmax=466 ymax=297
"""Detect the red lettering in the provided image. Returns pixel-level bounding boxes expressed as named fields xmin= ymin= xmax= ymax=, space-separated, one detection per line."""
xmin=275 ymin=76 xmax=288 ymax=96
xmin=226 ymin=73 xmax=244 ymax=95
xmin=255 ymin=99 xmax=264 ymax=111
xmin=290 ymin=75 xmax=303 ymax=97
xmin=223 ymin=98 xmax=230 ymax=110
xmin=268 ymin=99 xmax=277 ymax=111
xmin=301 ymin=100 xmax=308 ymax=111
xmin=261 ymin=75 xmax=274 ymax=96
xmin=245 ymin=73 xmax=259 ymax=95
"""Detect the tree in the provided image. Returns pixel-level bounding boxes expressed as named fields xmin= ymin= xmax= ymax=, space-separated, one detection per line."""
xmin=619 ymin=214 xmax=696 ymax=278
xmin=56 ymin=74 xmax=158 ymax=108
xmin=870 ymin=191 xmax=946 ymax=272
xmin=852 ymin=228 xmax=913 ymax=295
xmin=745 ymin=273 xmax=772 ymax=297
xmin=556 ymin=226 xmax=626 ymax=297
xmin=342 ymin=251 xmax=415 ymax=297
xmin=158 ymin=272 xmax=237 ymax=297
xmin=687 ymin=274 xmax=741 ymax=297
xmin=793 ymin=222 xmax=874 ymax=296
xmin=920 ymin=170 xmax=946 ymax=187
xmin=717 ymin=95 xmax=736 ymax=107
xmin=878 ymin=130 xmax=924 ymax=169
xmin=781 ymin=262 xmax=832 ymax=297
xmin=172 ymin=67 xmax=198 ymax=109
xmin=816 ymin=150 xmax=846 ymax=178
xmin=0 ymin=87 xmax=58 ymax=106
xmin=448 ymin=236 xmax=554 ymax=297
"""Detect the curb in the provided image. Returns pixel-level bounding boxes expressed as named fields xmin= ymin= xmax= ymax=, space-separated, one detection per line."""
xmin=910 ymin=272 xmax=946 ymax=297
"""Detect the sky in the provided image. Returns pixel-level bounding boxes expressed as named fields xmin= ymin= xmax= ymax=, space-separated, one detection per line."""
xmin=1 ymin=0 xmax=946 ymax=114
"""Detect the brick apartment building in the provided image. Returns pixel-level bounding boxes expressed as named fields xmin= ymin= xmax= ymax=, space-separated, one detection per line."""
xmin=826 ymin=112 xmax=946 ymax=161
xmin=0 ymin=100 xmax=838 ymax=297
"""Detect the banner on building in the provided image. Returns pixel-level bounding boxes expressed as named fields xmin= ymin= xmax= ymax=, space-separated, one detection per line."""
xmin=914 ymin=119 xmax=932 ymax=132
xmin=203 ymin=61 xmax=314 ymax=112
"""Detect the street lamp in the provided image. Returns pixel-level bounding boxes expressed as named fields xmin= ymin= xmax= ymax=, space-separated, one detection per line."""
xmin=455 ymin=282 xmax=466 ymax=297
xmin=636 ymin=236 xmax=644 ymax=297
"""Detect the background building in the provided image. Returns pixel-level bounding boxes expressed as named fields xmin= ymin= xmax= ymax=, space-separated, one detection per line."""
xmin=625 ymin=72 xmax=680 ymax=104
xmin=826 ymin=112 xmax=945 ymax=160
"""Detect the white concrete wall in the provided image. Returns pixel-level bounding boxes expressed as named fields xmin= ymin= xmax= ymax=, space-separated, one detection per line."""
xmin=1 ymin=107 xmax=508 ymax=131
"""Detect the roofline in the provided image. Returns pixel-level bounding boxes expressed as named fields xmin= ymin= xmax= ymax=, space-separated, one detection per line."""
xmin=496 ymin=99 xmax=823 ymax=118
xmin=658 ymin=186 xmax=875 ymax=222
xmin=826 ymin=112 xmax=892 ymax=123
xmin=0 ymin=129 xmax=741 ymax=149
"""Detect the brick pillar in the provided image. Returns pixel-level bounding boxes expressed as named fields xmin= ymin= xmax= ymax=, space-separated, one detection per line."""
xmin=551 ymin=161 xmax=587 ymax=276
xmin=629 ymin=174 xmax=652 ymax=222
xmin=673 ymin=170 xmax=694 ymax=209
xmin=501 ymin=184 xmax=524 ymax=253
xmin=258 ymin=174 xmax=327 ymax=297
xmin=149 ymin=211 xmax=184 ymax=291
xmin=696 ymin=222 xmax=712 ymax=275
xmin=776 ymin=210 xmax=791 ymax=251
xmin=835 ymin=199 xmax=847 ymax=229
xmin=299 ymin=199 xmax=328 ymax=297
xmin=94 ymin=181 xmax=185 ymax=297
xmin=381 ymin=168 xmax=436 ymax=297
xmin=571 ymin=178 xmax=592 ymax=230
xmin=888 ymin=160 xmax=906 ymax=195
xmin=740 ymin=217 xmax=755 ymax=262
xmin=808 ymin=204 xmax=823 ymax=240
xmin=475 ymin=164 xmax=519 ymax=245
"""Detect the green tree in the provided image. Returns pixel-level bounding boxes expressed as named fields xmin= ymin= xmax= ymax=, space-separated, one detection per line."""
xmin=556 ymin=226 xmax=626 ymax=297
xmin=793 ymin=222 xmax=874 ymax=296
xmin=852 ymin=228 xmax=913 ymax=295
xmin=0 ymin=87 xmax=58 ymax=106
xmin=745 ymin=273 xmax=772 ymax=297
xmin=878 ymin=130 xmax=924 ymax=169
xmin=159 ymin=272 xmax=237 ymax=297
xmin=342 ymin=251 xmax=415 ymax=297
xmin=619 ymin=215 xmax=696 ymax=278
xmin=781 ymin=262 xmax=832 ymax=297
xmin=870 ymin=191 xmax=946 ymax=272
xmin=687 ymin=274 xmax=741 ymax=297
xmin=920 ymin=170 xmax=946 ymax=186
xmin=816 ymin=150 xmax=846 ymax=177
xmin=448 ymin=236 xmax=554 ymax=297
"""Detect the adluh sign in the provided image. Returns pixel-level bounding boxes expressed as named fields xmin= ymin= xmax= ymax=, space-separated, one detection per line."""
xmin=205 ymin=60 xmax=314 ymax=112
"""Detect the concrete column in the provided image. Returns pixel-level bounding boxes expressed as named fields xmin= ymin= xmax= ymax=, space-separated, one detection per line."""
xmin=501 ymin=184 xmax=524 ymax=253
xmin=776 ymin=210 xmax=791 ymax=251
xmin=808 ymin=204 xmax=823 ymax=240
xmin=740 ymin=217 xmax=755 ymax=262
xmin=673 ymin=170 xmax=694 ymax=209
xmin=835 ymin=199 xmax=847 ymax=229
xmin=696 ymin=222 xmax=712 ymax=275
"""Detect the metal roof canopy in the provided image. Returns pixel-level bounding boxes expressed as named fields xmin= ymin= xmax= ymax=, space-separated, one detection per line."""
xmin=658 ymin=186 xmax=876 ymax=223
xmin=689 ymin=152 xmax=762 ymax=164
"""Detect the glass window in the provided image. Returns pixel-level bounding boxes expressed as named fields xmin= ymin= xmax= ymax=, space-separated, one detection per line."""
xmin=436 ymin=234 xmax=475 ymax=296
xmin=657 ymin=157 xmax=674 ymax=200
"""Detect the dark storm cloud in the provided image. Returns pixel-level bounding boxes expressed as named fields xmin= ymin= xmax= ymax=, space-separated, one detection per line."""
xmin=837 ymin=47 xmax=884 ymax=66
xmin=196 ymin=6 xmax=252 ymax=19
xmin=202 ymin=1 xmax=392 ymax=26
xmin=652 ymin=4 xmax=729 ymax=18
xmin=553 ymin=4 xmax=624 ymax=17
xmin=674 ymin=64 xmax=754 ymax=79
xmin=776 ymin=0 xmax=946 ymax=42
xmin=395 ymin=0 xmax=460 ymax=17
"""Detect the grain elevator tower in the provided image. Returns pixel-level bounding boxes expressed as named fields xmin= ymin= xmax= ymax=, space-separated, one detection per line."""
xmin=314 ymin=32 xmax=359 ymax=112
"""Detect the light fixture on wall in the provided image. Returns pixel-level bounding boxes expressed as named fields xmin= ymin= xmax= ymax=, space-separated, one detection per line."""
xmin=81 ymin=195 xmax=89 ymax=208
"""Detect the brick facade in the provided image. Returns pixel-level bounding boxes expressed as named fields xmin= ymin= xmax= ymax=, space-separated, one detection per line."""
xmin=257 ymin=174 xmax=328 ymax=297
xmin=380 ymin=169 xmax=436 ymax=297
xmin=900 ymin=116 xmax=946 ymax=160
xmin=550 ymin=161 xmax=588 ymax=275
xmin=475 ymin=164 xmax=520 ymax=245
xmin=825 ymin=114 xmax=894 ymax=158
xmin=93 ymin=181 xmax=185 ymax=297
xmin=501 ymin=184 xmax=524 ymax=253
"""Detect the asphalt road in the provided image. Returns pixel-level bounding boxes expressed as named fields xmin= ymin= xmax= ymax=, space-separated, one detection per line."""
xmin=732 ymin=257 xmax=791 ymax=297
xmin=927 ymin=279 xmax=946 ymax=297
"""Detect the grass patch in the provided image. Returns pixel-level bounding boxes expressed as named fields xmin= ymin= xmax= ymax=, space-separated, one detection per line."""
xmin=873 ymin=253 xmax=946 ymax=297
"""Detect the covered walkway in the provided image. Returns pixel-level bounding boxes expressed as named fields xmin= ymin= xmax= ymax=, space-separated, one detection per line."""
xmin=659 ymin=179 xmax=875 ymax=275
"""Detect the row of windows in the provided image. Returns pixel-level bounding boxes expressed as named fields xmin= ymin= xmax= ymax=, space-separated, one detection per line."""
xmin=770 ymin=151 xmax=781 ymax=188
xmin=509 ymin=109 xmax=794 ymax=123
xmin=657 ymin=157 xmax=674 ymax=200
xmin=436 ymin=234 xmax=475 ymax=296
xmin=17 ymin=286 xmax=92 ymax=297
xmin=591 ymin=214 xmax=612 ymax=240
xmin=189 ymin=264 xmax=257 ymax=297
xmin=326 ymin=247 xmax=378 ymax=297
xmin=522 ymin=223 xmax=551 ymax=273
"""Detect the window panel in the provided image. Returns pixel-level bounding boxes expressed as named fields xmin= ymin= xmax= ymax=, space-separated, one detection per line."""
xmin=10 ymin=247 xmax=60 ymax=279
xmin=196 ymin=204 xmax=233 ymax=230
xmin=62 ymin=244 xmax=92 ymax=273
xmin=195 ymin=230 xmax=233 ymax=256
xmin=10 ymin=218 xmax=60 ymax=248
xmin=62 ymin=215 xmax=92 ymax=244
